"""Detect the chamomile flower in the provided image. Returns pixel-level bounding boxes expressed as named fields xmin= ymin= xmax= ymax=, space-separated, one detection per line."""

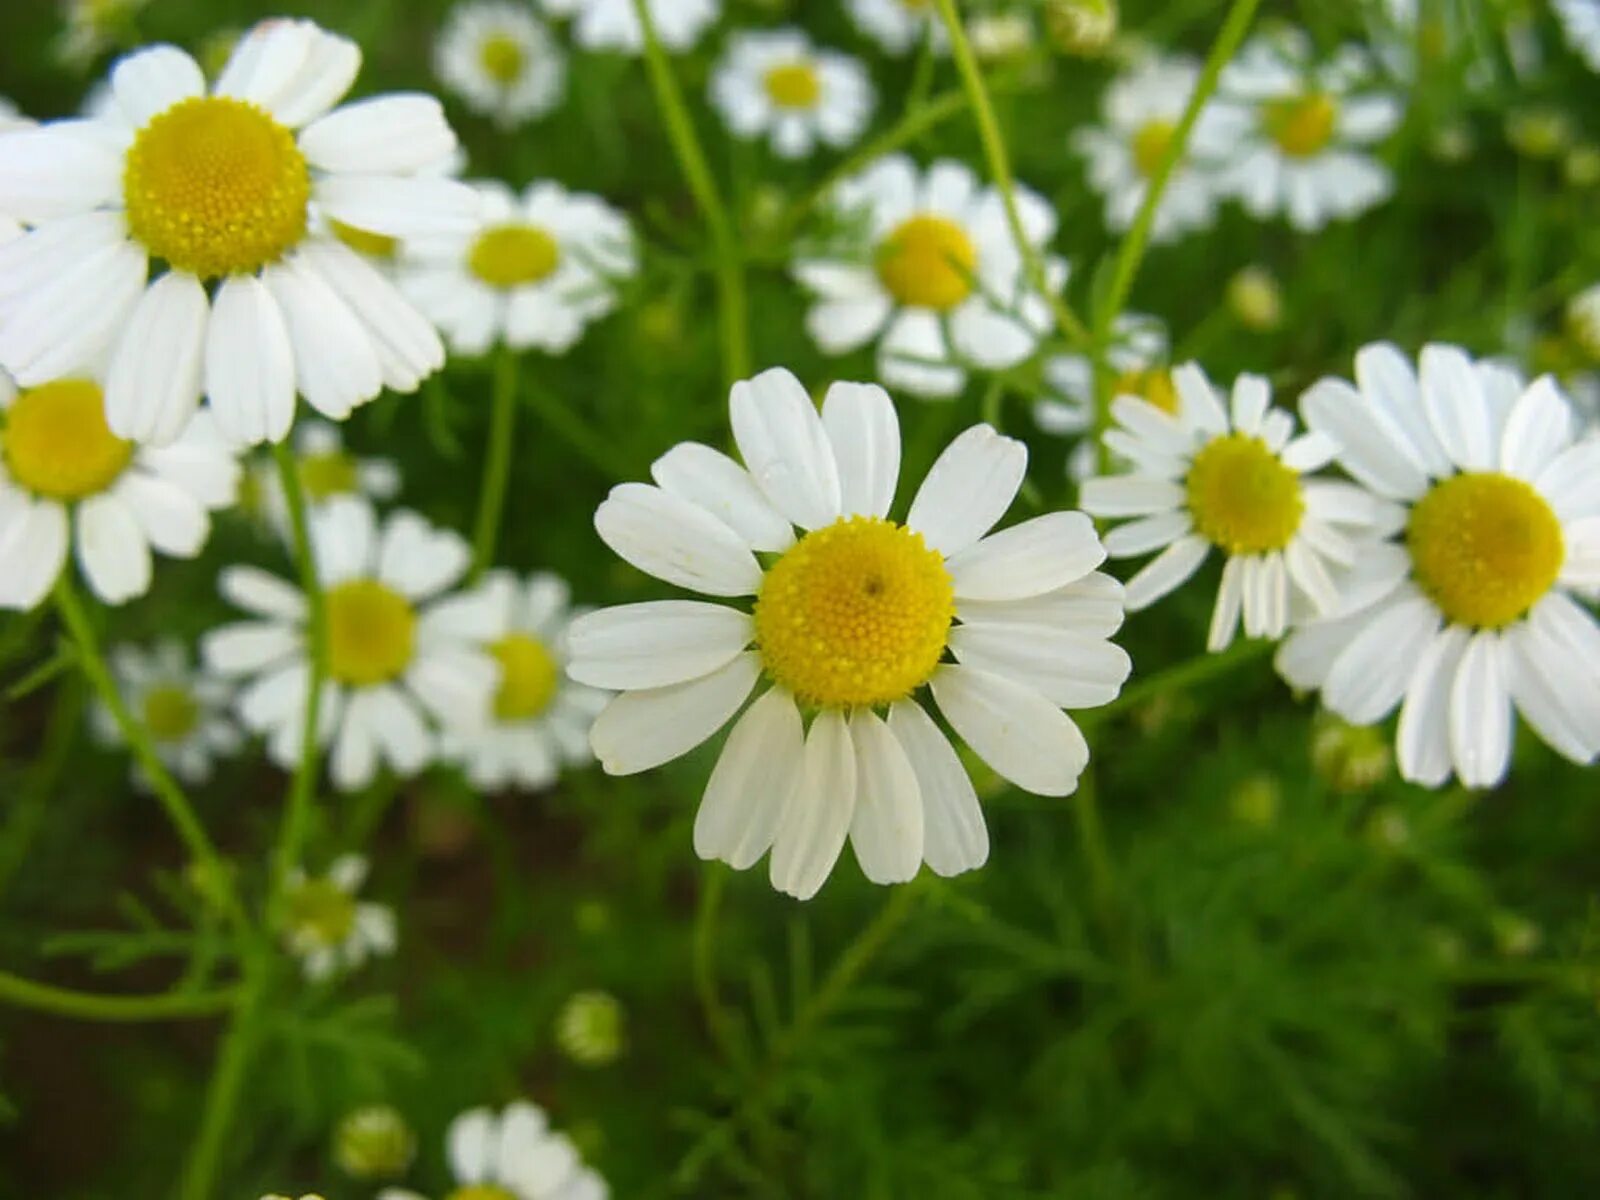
xmin=281 ymin=854 xmax=396 ymax=981
xmin=435 ymin=1 xmax=567 ymax=127
xmin=570 ymin=368 xmax=1130 ymax=900
xmin=845 ymin=0 xmax=949 ymax=57
xmin=379 ymin=1102 xmax=608 ymax=1200
xmin=254 ymin=419 xmax=401 ymax=538
xmin=1278 ymin=343 xmax=1600 ymax=789
xmin=1082 ymin=363 xmax=1381 ymax=652
xmin=1554 ymin=0 xmax=1600 ymax=73
xmin=94 ymin=639 xmax=241 ymax=786
xmin=0 ymin=376 xmax=239 ymax=609
xmin=442 ymin=570 xmax=608 ymax=791
xmin=1210 ymin=32 xmax=1403 ymax=231
xmin=709 ymin=30 xmax=874 ymax=159
xmin=1036 ymin=312 xmax=1170 ymax=479
xmin=1072 ymin=55 xmax=1233 ymax=244
xmin=795 ymin=156 xmax=1066 ymax=399
xmin=202 ymin=496 xmax=498 ymax=792
xmin=401 ymin=180 xmax=636 ymax=355
xmin=541 ymin=0 xmax=719 ymax=55
xmin=334 ymin=1104 xmax=416 ymax=1180
xmin=0 ymin=18 xmax=478 ymax=447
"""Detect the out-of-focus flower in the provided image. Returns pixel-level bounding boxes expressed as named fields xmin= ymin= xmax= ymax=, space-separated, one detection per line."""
xmin=1505 ymin=106 xmax=1572 ymax=159
xmin=435 ymin=1 xmax=567 ymax=127
xmin=555 ymin=990 xmax=626 ymax=1066
xmin=95 ymin=639 xmax=241 ymax=786
xmin=334 ymin=1104 xmax=416 ymax=1180
xmin=377 ymin=1102 xmax=607 ymax=1200
xmin=1310 ymin=711 xmax=1392 ymax=791
xmin=281 ymin=854 xmax=397 ymax=982
xmin=1227 ymin=265 xmax=1285 ymax=332
xmin=1044 ymin=0 xmax=1118 ymax=57
xmin=543 ymin=0 xmax=720 ymax=55
xmin=845 ymin=0 xmax=948 ymax=58
xmin=710 ymin=29 xmax=874 ymax=159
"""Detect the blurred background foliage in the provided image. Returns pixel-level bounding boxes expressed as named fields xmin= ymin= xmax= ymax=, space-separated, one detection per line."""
xmin=2 ymin=0 xmax=1600 ymax=1196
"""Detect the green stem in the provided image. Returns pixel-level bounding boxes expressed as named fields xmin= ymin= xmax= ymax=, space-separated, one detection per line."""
xmin=692 ymin=865 xmax=744 ymax=1069
xmin=178 ymin=964 xmax=267 ymax=1200
xmin=934 ymin=0 xmax=1092 ymax=350
xmin=1084 ymin=638 xmax=1274 ymax=725
xmin=471 ymin=345 xmax=519 ymax=579
xmin=632 ymin=0 xmax=749 ymax=386
xmin=270 ymin=443 xmax=327 ymax=896
xmin=0 ymin=970 xmax=237 ymax=1022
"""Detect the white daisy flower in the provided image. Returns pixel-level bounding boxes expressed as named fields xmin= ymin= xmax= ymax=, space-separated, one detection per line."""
xmin=845 ymin=0 xmax=949 ymax=57
xmin=1072 ymin=55 xmax=1235 ymax=245
xmin=1082 ymin=363 xmax=1384 ymax=652
xmin=1036 ymin=312 xmax=1171 ymax=480
xmin=795 ymin=156 xmax=1067 ymax=399
xmin=709 ymin=29 xmax=875 ymax=160
xmin=379 ymin=1101 xmax=608 ymax=1200
xmin=93 ymin=638 xmax=242 ymax=786
xmin=281 ymin=854 xmax=396 ymax=981
xmin=541 ymin=0 xmax=720 ymax=55
xmin=0 ymin=18 xmax=479 ymax=447
xmin=253 ymin=419 xmax=401 ymax=538
xmin=401 ymin=179 xmax=636 ymax=355
xmin=442 ymin=570 xmax=609 ymax=791
xmin=202 ymin=495 xmax=499 ymax=793
xmin=0 ymin=375 xmax=239 ymax=609
xmin=1209 ymin=31 xmax=1404 ymax=231
xmin=1555 ymin=0 xmax=1600 ymax=73
xmin=435 ymin=1 xmax=567 ymax=127
xmin=570 ymin=368 xmax=1130 ymax=900
xmin=1278 ymin=342 xmax=1600 ymax=789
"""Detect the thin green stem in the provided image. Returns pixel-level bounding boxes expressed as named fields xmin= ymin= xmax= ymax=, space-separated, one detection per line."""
xmin=471 ymin=345 xmax=519 ymax=579
xmin=0 ymin=969 xmax=237 ymax=1022
xmin=178 ymin=963 xmax=267 ymax=1200
xmin=632 ymin=0 xmax=749 ymax=386
xmin=1083 ymin=638 xmax=1274 ymax=725
xmin=934 ymin=0 xmax=1092 ymax=350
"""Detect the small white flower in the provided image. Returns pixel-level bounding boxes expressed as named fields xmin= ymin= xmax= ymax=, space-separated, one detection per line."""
xmin=1555 ymin=0 xmax=1600 ymax=73
xmin=203 ymin=496 xmax=499 ymax=792
xmin=378 ymin=1101 xmax=608 ymax=1200
xmin=1279 ymin=343 xmax=1600 ymax=789
xmin=1082 ymin=363 xmax=1383 ymax=652
xmin=0 ymin=18 xmax=479 ymax=446
xmin=401 ymin=179 xmax=636 ymax=355
xmin=442 ymin=570 xmax=609 ymax=791
xmin=710 ymin=29 xmax=875 ymax=159
xmin=571 ymin=368 xmax=1130 ymax=900
xmin=542 ymin=0 xmax=719 ymax=55
xmin=435 ymin=1 xmax=567 ymax=127
xmin=0 ymin=374 xmax=240 ymax=609
xmin=845 ymin=0 xmax=949 ymax=57
xmin=1036 ymin=312 xmax=1170 ymax=480
xmin=282 ymin=854 xmax=396 ymax=981
xmin=94 ymin=638 xmax=241 ymax=786
xmin=795 ymin=156 xmax=1066 ymax=399
xmin=1209 ymin=31 xmax=1404 ymax=231
xmin=252 ymin=419 xmax=401 ymax=540
xmin=967 ymin=12 xmax=1034 ymax=61
xmin=554 ymin=989 xmax=625 ymax=1066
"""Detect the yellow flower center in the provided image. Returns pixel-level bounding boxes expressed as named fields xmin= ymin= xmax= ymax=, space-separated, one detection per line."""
xmin=330 ymin=218 xmax=399 ymax=261
xmin=326 ymin=580 xmax=417 ymax=687
xmin=285 ymin=878 xmax=357 ymax=948
xmin=1263 ymin=92 xmax=1339 ymax=158
xmin=123 ymin=96 xmax=310 ymax=279
xmin=447 ymin=1187 xmax=518 ymax=1200
xmin=479 ymin=31 xmax=526 ymax=84
xmin=142 ymin=684 xmax=200 ymax=742
xmin=764 ymin=61 xmax=821 ymax=109
xmin=1130 ymin=118 xmax=1177 ymax=177
xmin=1184 ymin=432 xmax=1304 ymax=555
xmin=1406 ymin=472 xmax=1564 ymax=629
xmin=468 ymin=223 xmax=562 ymax=289
xmin=491 ymin=633 xmax=560 ymax=722
xmin=2 ymin=379 xmax=133 ymax=501
xmin=876 ymin=214 xmax=978 ymax=311
xmin=299 ymin=450 xmax=361 ymax=501
xmin=1112 ymin=366 xmax=1179 ymax=415
xmin=754 ymin=516 xmax=953 ymax=709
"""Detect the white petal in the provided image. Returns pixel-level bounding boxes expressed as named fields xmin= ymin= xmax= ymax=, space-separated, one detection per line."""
xmin=1171 ymin=362 xmax=1228 ymax=434
xmin=376 ymin=510 xmax=469 ymax=600
xmin=112 ymin=45 xmax=205 ymax=126
xmin=220 ymin=565 xmax=305 ymax=619
xmin=360 ymin=685 xmax=432 ymax=777
xmin=930 ymin=664 xmax=1089 ymax=797
xmin=204 ymin=274 xmax=296 ymax=445
xmin=1355 ymin=341 xmax=1451 ymax=477
xmin=822 ymin=381 xmax=900 ymax=519
xmin=1229 ymin=373 xmax=1271 ymax=435
xmin=1322 ymin=592 xmax=1440 ymax=724
xmin=298 ymin=95 xmax=457 ymax=174
xmin=294 ymin=240 xmax=443 ymax=395
xmin=567 ymin=601 xmax=753 ymax=690
xmin=1498 ymin=375 xmax=1572 ymax=481
xmin=75 ymin=496 xmax=152 ymax=604
xmin=0 ymin=499 xmax=68 ymax=610
xmin=1506 ymin=614 xmax=1600 ymax=764
xmin=730 ymin=366 xmax=842 ymax=531
xmin=331 ymin=697 xmax=379 ymax=791
xmin=1396 ymin=625 xmax=1469 ymax=787
xmin=649 ymin=442 xmax=793 ymax=553
xmin=1123 ymin=535 xmax=1208 ymax=610
xmin=316 ymin=174 xmax=484 ymax=239
xmin=906 ymin=424 xmax=1027 ymax=557
xmin=1207 ymin=555 xmax=1245 ymax=652
xmin=1448 ymin=632 xmax=1512 ymax=789
xmin=590 ymin=652 xmax=760 ymax=775
xmin=956 ymin=572 xmax=1126 ymax=639
xmin=946 ymin=512 xmax=1104 ymax=601
xmin=888 ymin=700 xmax=987 ymax=877
xmin=594 ymin=483 xmax=763 ymax=597
xmin=0 ymin=124 xmax=122 ymax=222
xmin=105 ymin=272 xmax=209 ymax=447
xmin=694 ymin=687 xmax=803 ymax=869
xmin=949 ymin=623 xmax=1131 ymax=709
xmin=847 ymin=710 xmax=924 ymax=885
xmin=1302 ymin=377 xmax=1430 ymax=500
xmin=1103 ymin=510 xmax=1191 ymax=557
xmin=447 ymin=1107 xmax=496 ymax=1185
xmin=1419 ymin=343 xmax=1493 ymax=472
xmin=115 ymin=472 xmax=207 ymax=556
xmin=1078 ymin=475 xmax=1186 ymax=519
xmin=769 ymin=709 xmax=856 ymax=901
xmin=201 ymin=621 xmax=300 ymax=675
xmin=262 ymin=257 xmax=383 ymax=423
xmin=405 ymin=648 xmax=496 ymax=728
xmin=310 ymin=495 xmax=378 ymax=583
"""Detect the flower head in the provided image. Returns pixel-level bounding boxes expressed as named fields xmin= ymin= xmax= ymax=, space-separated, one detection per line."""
xmin=542 ymin=0 xmax=720 ymax=55
xmin=845 ymin=0 xmax=949 ymax=58
xmin=334 ymin=1104 xmax=416 ymax=1179
xmin=710 ymin=30 xmax=874 ymax=159
xmin=435 ymin=1 xmax=567 ymax=126
xmin=281 ymin=854 xmax=396 ymax=980
xmin=377 ymin=1102 xmax=607 ymax=1200
xmin=94 ymin=639 xmax=241 ymax=786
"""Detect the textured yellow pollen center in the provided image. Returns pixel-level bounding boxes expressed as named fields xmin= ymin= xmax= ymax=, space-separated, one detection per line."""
xmin=764 ymin=61 xmax=821 ymax=109
xmin=491 ymin=633 xmax=559 ymax=721
xmin=1264 ymin=92 xmax=1339 ymax=158
xmin=1185 ymin=432 xmax=1303 ymax=554
xmin=1407 ymin=472 xmax=1563 ymax=628
xmin=326 ymin=580 xmax=417 ymax=687
xmin=286 ymin=879 xmax=356 ymax=947
xmin=330 ymin=219 xmax=399 ymax=261
xmin=479 ymin=32 xmax=526 ymax=84
xmin=299 ymin=451 xmax=361 ymax=501
xmin=1112 ymin=366 xmax=1179 ymax=415
xmin=2 ymin=379 xmax=133 ymax=501
xmin=447 ymin=1187 xmax=518 ymax=1200
xmin=469 ymin=223 xmax=562 ymax=289
xmin=142 ymin=685 xmax=200 ymax=742
xmin=1131 ymin=119 xmax=1177 ymax=177
xmin=754 ymin=516 xmax=953 ymax=709
xmin=876 ymin=214 xmax=977 ymax=311
xmin=123 ymin=96 xmax=310 ymax=279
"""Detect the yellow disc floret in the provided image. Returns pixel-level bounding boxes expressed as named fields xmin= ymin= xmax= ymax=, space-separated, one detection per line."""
xmin=1407 ymin=472 xmax=1564 ymax=628
xmin=142 ymin=685 xmax=200 ymax=742
xmin=2 ymin=379 xmax=133 ymax=501
xmin=490 ymin=633 xmax=559 ymax=721
xmin=876 ymin=214 xmax=978 ymax=311
xmin=299 ymin=451 xmax=361 ymax=501
xmin=468 ymin=224 xmax=562 ymax=289
xmin=764 ymin=61 xmax=821 ymax=109
xmin=754 ymin=516 xmax=954 ymax=709
xmin=330 ymin=219 xmax=399 ymax=261
xmin=285 ymin=878 xmax=357 ymax=948
xmin=1112 ymin=366 xmax=1180 ymax=415
xmin=479 ymin=32 xmax=526 ymax=84
xmin=1263 ymin=92 xmax=1339 ymax=158
xmin=123 ymin=96 xmax=310 ymax=279
xmin=1131 ymin=119 xmax=1177 ymax=177
xmin=326 ymin=580 xmax=417 ymax=687
xmin=1185 ymin=432 xmax=1304 ymax=555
